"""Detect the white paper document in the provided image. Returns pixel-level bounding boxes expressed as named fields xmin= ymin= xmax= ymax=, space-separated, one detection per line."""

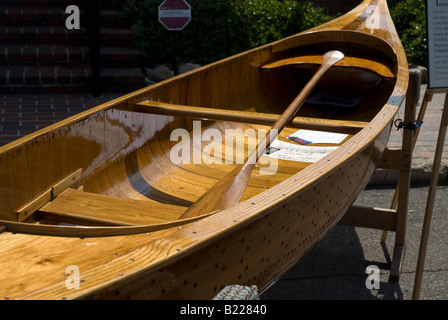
xmin=287 ymin=129 xmax=348 ymax=145
xmin=264 ymin=140 xmax=337 ymax=163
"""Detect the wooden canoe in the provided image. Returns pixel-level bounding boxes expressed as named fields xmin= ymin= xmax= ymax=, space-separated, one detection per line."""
xmin=0 ymin=0 xmax=408 ymax=300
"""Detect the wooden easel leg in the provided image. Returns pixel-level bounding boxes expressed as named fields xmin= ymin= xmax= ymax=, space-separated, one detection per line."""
xmin=388 ymin=71 xmax=420 ymax=280
xmin=381 ymin=89 xmax=432 ymax=243
xmin=388 ymin=137 xmax=412 ymax=281
xmin=412 ymin=92 xmax=448 ymax=299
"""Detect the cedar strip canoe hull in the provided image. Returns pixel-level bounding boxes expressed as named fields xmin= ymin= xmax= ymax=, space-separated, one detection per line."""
xmin=0 ymin=0 xmax=407 ymax=300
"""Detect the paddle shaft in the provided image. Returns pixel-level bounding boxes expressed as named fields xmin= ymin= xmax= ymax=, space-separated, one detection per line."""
xmin=252 ymin=52 xmax=345 ymax=164
xmin=179 ymin=51 xmax=344 ymax=219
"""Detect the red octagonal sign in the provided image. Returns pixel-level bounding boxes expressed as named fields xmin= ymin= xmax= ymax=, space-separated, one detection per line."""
xmin=158 ymin=0 xmax=191 ymax=31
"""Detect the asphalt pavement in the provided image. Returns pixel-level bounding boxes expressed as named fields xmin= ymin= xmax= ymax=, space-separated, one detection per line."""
xmin=260 ymin=184 xmax=448 ymax=300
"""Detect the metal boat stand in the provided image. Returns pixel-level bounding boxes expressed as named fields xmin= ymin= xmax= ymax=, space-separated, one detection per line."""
xmin=338 ymin=69 xmax=424 ymax=281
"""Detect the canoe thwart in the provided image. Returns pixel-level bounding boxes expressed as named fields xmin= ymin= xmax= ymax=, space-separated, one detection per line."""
xmin=260 ymin=54 xmax=395 ymax=79
xmin=15 ymin=168 xmax=82 ymax=222
xmin=135 ymin=101 xmax=368 ymax=134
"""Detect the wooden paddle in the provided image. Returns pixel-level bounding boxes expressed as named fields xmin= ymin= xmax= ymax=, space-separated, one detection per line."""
xmin=179 ymin=50 xmax=345 ymax=219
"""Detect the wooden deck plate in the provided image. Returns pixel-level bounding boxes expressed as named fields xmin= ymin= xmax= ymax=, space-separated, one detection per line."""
xmin=40 ymin=188 xmax=185 ymax=225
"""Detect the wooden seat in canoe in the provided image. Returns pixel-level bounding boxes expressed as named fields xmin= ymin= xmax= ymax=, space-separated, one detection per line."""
xmin=260 ymin=54 xmax=395 ymax=79
xmin=38 ymin=188 xmax=186 ymax=226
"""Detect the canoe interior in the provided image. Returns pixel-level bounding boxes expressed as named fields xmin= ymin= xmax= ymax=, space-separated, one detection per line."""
xmin=0 ymin=29 xmax=398 ymax=232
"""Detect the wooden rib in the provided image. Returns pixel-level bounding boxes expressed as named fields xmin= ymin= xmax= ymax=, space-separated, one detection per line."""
xmin=0 ymin=212 xmax=214 ymax=237
xmin=15 ymin=168 xmax=82 ymax=222
xmin=135 ymin=101 xmax=368 ymax=134
xmin=261 ymin=54 xmax=394 ymax=79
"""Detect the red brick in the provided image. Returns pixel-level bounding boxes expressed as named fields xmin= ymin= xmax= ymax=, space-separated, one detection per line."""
xmin=7 ymin=8 xmax=22 ymax=21
xmin=53 ymin=47 xmax=67 ymax=62
xmin=56 ymin=67 xmax=70 ymax=84
xmin=71 ymin=68 xmax=88 ymax=85
xmin=8 ymin=27 xmax=21 ymax=41
xmin=36 ymin=121 xmax=56 ymax=129
xmin=66 ymin=46 xmax=84 ymax=62
xmin=40 ymin=67 xmax=56 ymax=85
xmin=0 ymin=28 xmax=6 ymax=40
xmin=9 ymin=67 xmax=24 ymax=85
xmin=53 ymin=27 xmax=67 ymax=40
xmin=0 ymin=48 xmax=6 ymax=63
xmin=114 ymin=53 xmax=127 ymax=62
xmin=37 ymin=46 xmax=53 ymax=62
xmin=0 ymin=9 xmax=7 ymax=22
xmin=0 ymin=67 xmax=8 ymax=85
xmin=22 ymin=47 xmax=38 ymax=62
xmin=37 ymin=27 xmax=53 ymax=40
xmin=6 ymin=46 xmax=22 ymax=62
xmin=22 ymin=8 xmax=37 ymax=21
xmin=24 ymin=67 xmax=41 ymax=85
xmin=35 ymin=8 xmax=49 ymax=22
xmin=48 ymin=8 xmax=65 ymax=21
xmin=44 ymin=86 xmax=71 ymax=94
xmin=117 ymin=70 xmax=132 ymax=84
xmin=0 ymin=136 xmax=19 ymax=146
xmin=23 ymin=27 xmax=38 ymax=40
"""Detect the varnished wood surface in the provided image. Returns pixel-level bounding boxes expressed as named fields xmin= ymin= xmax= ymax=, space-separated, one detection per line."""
xmin=136 ymin=101 xmax=368 ymax=134
xmin=261 ymin=54 xmax=394 ymax=79
xmin=0 ymin=0 xmax=408 ymax=300
xmin=180 ymin=50 xmax=345 ymax=219
xmin=40 ymin=188 xmax=184 ymax=225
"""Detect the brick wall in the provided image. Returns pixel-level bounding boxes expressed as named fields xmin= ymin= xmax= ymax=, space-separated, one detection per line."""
xmin=0 ymin=0 xmax=145 ymax=94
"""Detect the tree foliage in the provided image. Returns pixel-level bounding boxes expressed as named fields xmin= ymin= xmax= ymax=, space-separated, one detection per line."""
xmin=119 ymin=0 xmax=428 ymax=68
xmin=119 ymin=0 xmax=331 ymax=67
xmin=389 ymin=0 xmax=427 ymax=66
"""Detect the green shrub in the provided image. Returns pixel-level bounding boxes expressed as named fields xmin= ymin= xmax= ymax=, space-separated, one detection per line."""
xmin=390 ymin=0 xmax=427 ymax=66
xmin=119 ymin=0 xmax=331 ymax=68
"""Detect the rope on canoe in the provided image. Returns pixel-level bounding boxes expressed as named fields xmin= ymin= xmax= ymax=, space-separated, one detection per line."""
xmin=213 ymin=285 xmax=259 ymax=300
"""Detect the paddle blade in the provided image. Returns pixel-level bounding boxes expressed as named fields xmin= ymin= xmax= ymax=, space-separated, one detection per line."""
xmin=323 ymin=50 xmax=344 ymax=65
